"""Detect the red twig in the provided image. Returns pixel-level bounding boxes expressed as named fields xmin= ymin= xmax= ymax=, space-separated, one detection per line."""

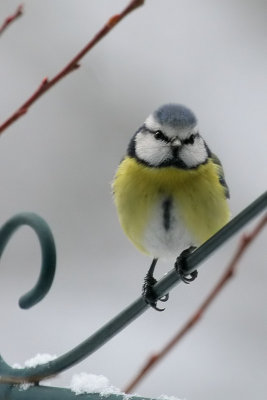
xmin=0 ymin=0 xmax=145 ymax=135
xmin=124 ymin=213 xmax=267 ymax=393
xmin=0 ymin=4 xmax=23 ymax=36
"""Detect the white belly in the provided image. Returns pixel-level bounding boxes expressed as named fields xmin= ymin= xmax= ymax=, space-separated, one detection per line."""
xmin=142 ymin=196 xmax=196 ymax=260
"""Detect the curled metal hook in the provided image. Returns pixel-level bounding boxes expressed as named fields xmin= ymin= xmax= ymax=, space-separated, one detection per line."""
xmin=0 ymin=192 xmax=266 ymax=384
xmin=0 ymin=212 xmax=56 ymax=309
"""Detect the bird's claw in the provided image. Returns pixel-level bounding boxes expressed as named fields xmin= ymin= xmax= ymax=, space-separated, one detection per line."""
xmin=175 ymin=246 xmax=198 ymax=284
xmin=148 ymin=301 xmax=166 ymax=312
xmin=179 ymin=269 xmax=198 ymax=284
xmin=159 ymin=293 xmax=169 ymax=302
xmin=142 ymin=274 xmax=169 ymax=312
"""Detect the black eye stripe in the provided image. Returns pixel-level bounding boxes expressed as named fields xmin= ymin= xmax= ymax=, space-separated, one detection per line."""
xmin=183 ymin=134 xmax=195 ymax=145
xmin=142 ymin=125 xmax=169 ymax=142
xmin=153 ymin=130 xmax=169 ymax=142
xmin=143 ymin=125 xmax=199 ymax=145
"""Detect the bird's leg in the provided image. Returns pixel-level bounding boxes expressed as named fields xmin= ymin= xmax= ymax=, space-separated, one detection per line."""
xmin=175 ymin=246 xmax=198 ymax=283
xmin=142 ymin=258 xmax=169 ymax=311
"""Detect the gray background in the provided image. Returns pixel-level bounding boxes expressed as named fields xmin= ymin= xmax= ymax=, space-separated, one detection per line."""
xmin=0 ymin=1 xmax=266 ymax=399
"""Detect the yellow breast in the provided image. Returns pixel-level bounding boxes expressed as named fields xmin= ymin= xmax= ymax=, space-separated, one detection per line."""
xmin=113 ymin=156 xmax=230 ymax=256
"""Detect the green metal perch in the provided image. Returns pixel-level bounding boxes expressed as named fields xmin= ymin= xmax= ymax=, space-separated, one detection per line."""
xmin=0 ymin=191 xmax=266 ymax=389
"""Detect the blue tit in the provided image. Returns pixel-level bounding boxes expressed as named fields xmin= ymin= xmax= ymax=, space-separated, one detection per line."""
xmin=113 ymin=103 xmax=230 ymax=310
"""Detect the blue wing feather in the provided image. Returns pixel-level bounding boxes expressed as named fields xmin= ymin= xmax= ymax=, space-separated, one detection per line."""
xmin=210 ymin=152 xmax=230 ymax=199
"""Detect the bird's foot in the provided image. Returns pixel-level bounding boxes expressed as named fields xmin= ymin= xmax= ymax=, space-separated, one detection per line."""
xmin=175 ymin=246 xmax=198 ymax=284
xmin=142 ymin=271 xmax=169 ymax=312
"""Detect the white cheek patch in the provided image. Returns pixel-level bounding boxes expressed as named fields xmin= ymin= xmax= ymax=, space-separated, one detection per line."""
xmin=179 ymin=136 xmax=208 ymax=168
xmin=135 ymin=132 xmax=172 ymax=166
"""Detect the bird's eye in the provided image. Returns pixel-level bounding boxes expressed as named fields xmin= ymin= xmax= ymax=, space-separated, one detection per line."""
xmin=184 ymin=134 xmax=195 ymax=145
xmin=154 ymin=130 xmax=165 ymax=141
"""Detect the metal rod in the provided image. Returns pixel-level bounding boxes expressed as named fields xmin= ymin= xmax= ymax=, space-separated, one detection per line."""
xmin=153 ymin=191 xmax=267 ymax=297
xmin=0 ymin=191 xmax=266 ymax=383
xmin=0 ymin=212 xmax=56 ymax=309
xmin=186 ymin=190 xmax=267 ymax=272
xmin=0 ymin=384 xmax=152 ymax=400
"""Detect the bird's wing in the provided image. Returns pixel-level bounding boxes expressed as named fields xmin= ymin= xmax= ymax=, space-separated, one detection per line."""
xmin=210 ymin=152 xmax=230 ymax=199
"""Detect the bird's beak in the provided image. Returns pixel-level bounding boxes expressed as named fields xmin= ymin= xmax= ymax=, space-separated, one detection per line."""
xmin=170 ymin=137 xmax=182 ymax=158
xmin=171 ymin=137 xmax=182 ymax=147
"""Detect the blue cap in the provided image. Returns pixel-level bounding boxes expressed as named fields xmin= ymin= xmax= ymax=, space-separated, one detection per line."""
xmin=154 ymin=104 xmax=197 ymax=129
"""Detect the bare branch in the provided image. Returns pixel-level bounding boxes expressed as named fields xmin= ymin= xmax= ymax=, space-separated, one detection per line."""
xmin=0 ymin=0 xmax=145 ymax=135
xmin=0 ymin=4 xmax=23 ymax=36
xmin=124 ymin=213 xmax=267 ymax=393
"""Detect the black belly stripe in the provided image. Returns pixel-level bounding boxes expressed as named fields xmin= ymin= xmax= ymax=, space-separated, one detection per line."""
xmin=162 ymin=197 xmax=172 ymax=231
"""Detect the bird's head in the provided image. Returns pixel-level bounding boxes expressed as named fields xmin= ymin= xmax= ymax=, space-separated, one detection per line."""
xmin=128 ymin=104 xmax=210 ymax=169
